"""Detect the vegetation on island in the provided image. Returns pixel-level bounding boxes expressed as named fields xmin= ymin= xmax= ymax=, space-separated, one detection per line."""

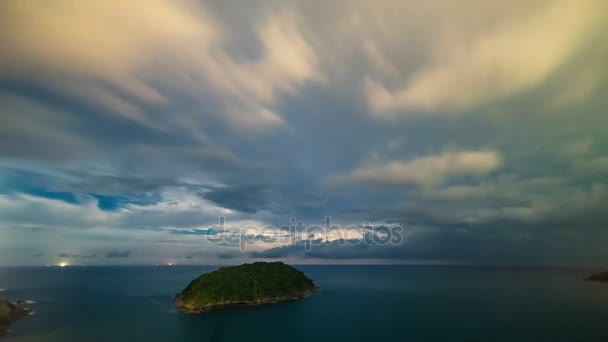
xmin=0 ymin=297 xmax=28 ymax=335
xmin=0 ymin=299 xmax=10 ymax=321
xmin=586 ymin=271 xmax=608 ymax=282
xmin=176 ymin=262 xmax=318 ymax=313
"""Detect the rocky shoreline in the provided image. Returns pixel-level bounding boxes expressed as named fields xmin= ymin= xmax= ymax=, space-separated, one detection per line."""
xmin=0 ymin=299 xmax=30 ymax=335
xmin=176 ymin=287 xmax=320 ymax=314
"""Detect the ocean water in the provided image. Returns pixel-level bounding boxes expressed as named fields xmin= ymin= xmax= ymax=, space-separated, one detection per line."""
xmin=1 ymin=265 xmax=608 ymax=341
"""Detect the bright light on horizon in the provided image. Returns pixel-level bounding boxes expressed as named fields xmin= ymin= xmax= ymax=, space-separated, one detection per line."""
xmin=59 ymin=262 xmax=69 ymax=267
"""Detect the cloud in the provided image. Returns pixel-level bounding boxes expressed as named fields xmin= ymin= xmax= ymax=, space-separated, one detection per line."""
xmin=574 ymin=157 xmax=608 ymax=174
xmin=0 ymin=1 xmax=321 ymax=130
xmin=330 ymin=150 xmax=502 ymax=188
xmin=365 ymin=0 xmax=605 ymax=114
xmin=562 ymin=138 xmax=593 ymax=157
xmin=562 ymin=138 xmax=608 ymax=174
xmin=0 ymin=1 xmax=208 ymax=124
xmin=0 ymin=188 xmax=241 ymax=232
xmin=169 ymin=228 xmax=219 ymax=236
xmin=201 ymin=184 xmax=275 ymax=214
xmin=548 ymin=63 xmax=605 ymax=109
xmin=58 ymin=252 xmax=97 ymax=258
xmin=0 ymin=193 xmax=115 ymax=228
xmin=249 ymin=231 xmax=413 ymax=261
xmin=249 ymin=224 xmax=608 ymax=266
xmin=0 ymin=0 xmax=607 ymax=266
xmin=217 ymin=251 xmax=242 ymax=259
xmin=395 ymin=177 xmax=608 ymax=227
xmin=105 ymin=250 xmax=132 ymax=258
xmin=0 ymin=94 xmax=94 ymax=160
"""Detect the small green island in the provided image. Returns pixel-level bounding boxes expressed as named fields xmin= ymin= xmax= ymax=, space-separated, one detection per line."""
xmin=0 ymin=297 xmax=29 ymax=335
xmin=586 ymin=271 xmax=608 ymax=282
xmin=176 ymin=262 xmax=318 ymax=313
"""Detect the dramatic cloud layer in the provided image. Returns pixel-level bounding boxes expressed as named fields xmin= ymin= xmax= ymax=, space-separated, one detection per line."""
xmin=330 ymin=150 xmax=502 ymax=188
xmin=365 ymin=0 xmax=604 ymax=114
xmin=0 ymin=0 xmax=607 ymax=266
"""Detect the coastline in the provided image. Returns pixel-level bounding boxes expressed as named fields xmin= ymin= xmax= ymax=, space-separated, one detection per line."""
xmin=0 ymin=301 xmax=30 ymax=336
xmin=176 ymin=287 xmax=320 ymax=314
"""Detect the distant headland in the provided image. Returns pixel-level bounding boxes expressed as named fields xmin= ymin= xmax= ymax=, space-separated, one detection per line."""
xmin=585 ymin=271 xmax=608 ymax=283
xmin=176 ymin=262 xmax=318 ymax=313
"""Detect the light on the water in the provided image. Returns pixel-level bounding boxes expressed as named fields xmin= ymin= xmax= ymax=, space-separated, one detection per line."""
xmin=59 ymin=262 xmax=69 ymax=267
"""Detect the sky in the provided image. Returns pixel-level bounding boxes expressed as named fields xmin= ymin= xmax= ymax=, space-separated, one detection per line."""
xmin=0 ymin=0 xmax=607 ymax=266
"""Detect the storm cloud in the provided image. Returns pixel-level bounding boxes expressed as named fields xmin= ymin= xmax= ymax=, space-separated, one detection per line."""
xmin=0 ymin=0 xmax=607 ymax=266
xmin=105 ymin=251 xmax=132 ymax=258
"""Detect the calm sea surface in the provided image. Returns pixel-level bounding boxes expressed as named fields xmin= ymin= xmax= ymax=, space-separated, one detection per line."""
xmin=1 ymin=265 xmax=608 ymax=341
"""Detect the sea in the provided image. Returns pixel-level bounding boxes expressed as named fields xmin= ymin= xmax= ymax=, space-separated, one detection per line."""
xmin=1 ymin=265 xmax=608 ymax=341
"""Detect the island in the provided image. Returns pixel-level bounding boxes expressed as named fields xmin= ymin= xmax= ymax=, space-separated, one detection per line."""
xmin=0 ymin=297 xmax=29 ymax=335
xmin=585 ymin=271 xmax=608 ymax=282
xmin=176 ymin=262 xmax=318 ymax=313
